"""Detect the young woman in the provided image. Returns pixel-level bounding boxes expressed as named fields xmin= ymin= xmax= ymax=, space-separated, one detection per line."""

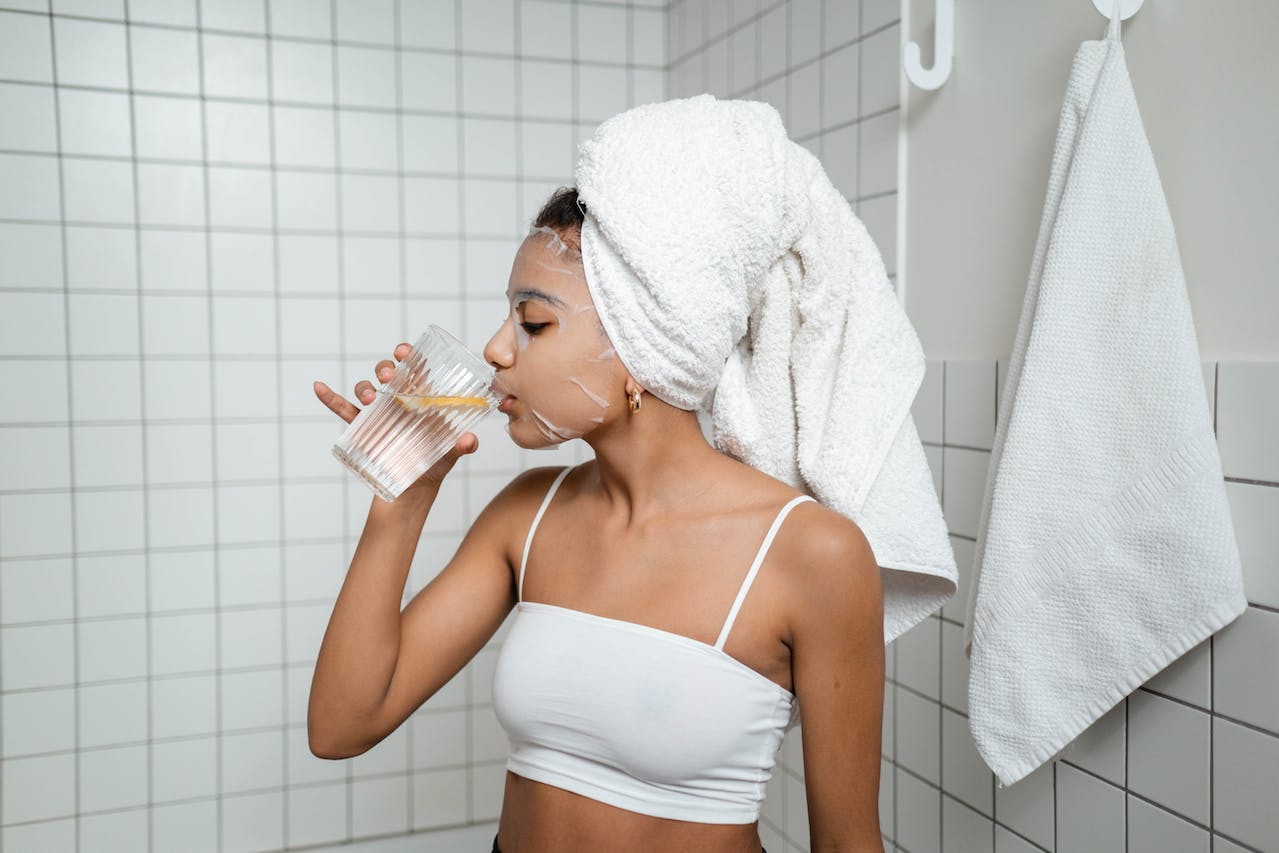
xmin=309 ymin=186 xmax=886 ymax=853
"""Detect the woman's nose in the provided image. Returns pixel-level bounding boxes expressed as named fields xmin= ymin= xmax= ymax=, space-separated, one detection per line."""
xmin=483 ymin=316 xmax=515 ymax=369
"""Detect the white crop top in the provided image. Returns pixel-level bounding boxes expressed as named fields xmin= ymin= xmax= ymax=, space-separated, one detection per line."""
xmin=492 ymin=465 xmax=815 ymax=824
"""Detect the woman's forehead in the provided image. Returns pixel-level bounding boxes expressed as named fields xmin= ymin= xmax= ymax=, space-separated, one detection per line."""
xmin=509 ymin=231 xmax=590 ymax=302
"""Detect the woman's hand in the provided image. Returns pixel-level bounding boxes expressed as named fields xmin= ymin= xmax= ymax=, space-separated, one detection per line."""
xmin=314 ymin=343 xmax=480 ymax=498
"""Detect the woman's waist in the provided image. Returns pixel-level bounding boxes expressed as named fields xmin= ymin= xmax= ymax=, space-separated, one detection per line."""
xmin=498 ymin=769 xmax=765 ymax=853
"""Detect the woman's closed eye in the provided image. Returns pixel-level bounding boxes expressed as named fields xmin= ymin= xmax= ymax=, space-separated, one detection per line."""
xmin=520 ymin=322 xmax=550 ymax=335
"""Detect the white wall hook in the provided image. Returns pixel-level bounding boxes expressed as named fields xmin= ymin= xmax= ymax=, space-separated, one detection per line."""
xmin=1091 ymin=0 xmax=1145 ymax=19
xmin=904 ymin=0 xmax=954 ymax=91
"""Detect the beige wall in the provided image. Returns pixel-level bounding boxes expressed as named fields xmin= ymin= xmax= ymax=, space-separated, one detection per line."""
xmin=902 ymin=0 xmax=1278 ymax=359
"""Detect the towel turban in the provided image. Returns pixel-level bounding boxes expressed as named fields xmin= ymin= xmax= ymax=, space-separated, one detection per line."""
xmin=573 ymin=94 xmax=957 ymax=644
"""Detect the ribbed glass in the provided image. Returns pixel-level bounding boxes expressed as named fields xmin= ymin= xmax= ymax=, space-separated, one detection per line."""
xmin=332 ymin=325 xmax=502 ymax=502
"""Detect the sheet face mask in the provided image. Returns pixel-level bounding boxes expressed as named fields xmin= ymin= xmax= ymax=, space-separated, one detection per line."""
xmin=495 ymin=225 xmax=620 ymax=447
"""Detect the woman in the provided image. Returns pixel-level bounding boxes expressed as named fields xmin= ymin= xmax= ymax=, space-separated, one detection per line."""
xmin=309 ymin=92 xmax=916 ymax=851
xmin=309 ymin=186 xmax=885 ymax=852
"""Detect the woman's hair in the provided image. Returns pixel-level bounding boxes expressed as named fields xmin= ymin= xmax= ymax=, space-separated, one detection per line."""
xmin=533 ymin=186 xmax=586 ymax=251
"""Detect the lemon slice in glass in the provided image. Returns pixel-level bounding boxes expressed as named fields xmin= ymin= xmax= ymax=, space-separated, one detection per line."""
xmin=389 ymin=392 xmax=492 ymax=413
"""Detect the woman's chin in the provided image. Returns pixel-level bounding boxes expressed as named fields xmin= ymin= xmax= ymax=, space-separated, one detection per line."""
xmin=504 ymin=420 xmax=565 ymax=450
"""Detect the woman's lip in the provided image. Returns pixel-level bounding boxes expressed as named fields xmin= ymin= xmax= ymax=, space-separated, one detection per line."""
xmin=498 ymin=395 xmax=517 ymax=413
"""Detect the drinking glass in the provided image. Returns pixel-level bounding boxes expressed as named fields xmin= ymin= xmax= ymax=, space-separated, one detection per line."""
xmin=332 ymin=325 xmax=502 ymax=502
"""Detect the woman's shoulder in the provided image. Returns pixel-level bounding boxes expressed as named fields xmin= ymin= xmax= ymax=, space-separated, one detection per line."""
xmin=713 ymin=462 xmax=876 ymax=577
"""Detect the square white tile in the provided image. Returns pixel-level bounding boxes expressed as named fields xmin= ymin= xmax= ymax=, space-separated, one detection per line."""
xmin=202 ymin=31 xmax=268 ymax=98
xmin=1213 ymin=716 xmax=1279 ymax=851
xmin=78 ymin=744 xmax=148 ymax=812
xmin=335 ymin=0 xmax=395 ymax=44
xmin=0 ymin=10 xmax=54 ymax=83
xmin=0 ymin=153 xmax=61 ymax=221
xmin=133 ymin=94 xmax=203 ymax=160
xmin=54 ymin=17 xmax=127 ymax=88
xmin=62 ymin=156 xmax=134 ymax=223
xmin=208 ymin=231 xmax=272 ymax=293
xmin=1 ymin=557 xmax=74 ymax=624
xmin=220 ymin=606 xmax=284 ymax=670
xmin=274 ymin=104 xmax=337 ymax=167
xmin=129 ymin=25 xmax=200 ymax=95
xmin=521 ymin=0 xmax=572 ymax=60
xmin=339 ymin=108 xmax=399 ymax=170
xmin=0 ymin=624 xmax=74 ymax=690
xmin=152 ymin=800 xmax=217 ymax=853
xmin=207 ymin=165 xmax=273 ymax=228
xmin=65 ymin=225 xmax=136 ymax=289
xmin=202 ymin=0 xmax=265 ymax=33
xmin=0 ymin=753 xmax=76 ymax=823
xmin=269 ymin=0 xmax=331 ymax=39
xmin=75 ymin=554 xmax=144 ymax=622
xmin=460 ymin=0 xmax=514 ymax=54
xmin=152 ymin=736 xmax=217 ymax=801
xmin=341 ymin=172 xmax=400 ymax=232
xmin=271 ymin=39 xmax=334 ymax=103
xmin=222 ymin=667 xmax=285 ymax=729
xmin=337 ymin=43 xmax=397 ymax=109
xmin=78 ymin=616 xmax=147 ymax=682
xmin=151 ymin=675 xmax=217 ymax=739
xmin=276 ymin=170 xmax=338 ymax=230
xmin=57 ymin=88 xmax=131 ymax=156
xmin=287 ymin=783 xmax=348 ymax=848
xmin=1127 ymin=689 xmax=1210 ymax=824
xmin=77 ymin=680 xmax=147 ymax=747
xmin=150 ymin=611 xmax=216 ymax=675
xmin=2 ymin=687 xmax=75 ymax=757
xmin=400 ymin=51 xmax=457 ymax=112
xmin=220 ymin=789 xmax=284 ymax=851
xmin=404 ymin=176 xmax=460 ymax=233
xmin=223 ymin=731 xmax=286 ymax=798
xmin=146 ymin=486 xmax=215 ymax=548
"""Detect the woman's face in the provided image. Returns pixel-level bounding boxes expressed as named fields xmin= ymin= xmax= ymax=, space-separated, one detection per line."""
xmin=483 ymin=226 xmax=623 ymax=448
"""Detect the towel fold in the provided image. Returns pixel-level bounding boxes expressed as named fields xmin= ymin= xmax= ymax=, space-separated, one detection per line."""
xmin=962 ymin=9 xmax=1248 ymax=787
xmin=575 ymin=95 xmax=957 ymax=644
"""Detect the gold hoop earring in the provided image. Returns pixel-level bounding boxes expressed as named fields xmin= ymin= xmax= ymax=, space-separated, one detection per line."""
xmin=628 ymin=389 xmax=642 ymax=414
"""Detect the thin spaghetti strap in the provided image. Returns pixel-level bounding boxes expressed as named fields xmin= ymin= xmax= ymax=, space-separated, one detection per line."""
xmin=714 ymin=494 xmax=817 ymax=651
xmin=517 ymin=465 xmax=574 ymax=602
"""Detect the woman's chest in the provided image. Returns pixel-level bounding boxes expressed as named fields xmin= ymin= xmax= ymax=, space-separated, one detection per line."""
xmin=515 ymin=506 xmax=797 ymax=694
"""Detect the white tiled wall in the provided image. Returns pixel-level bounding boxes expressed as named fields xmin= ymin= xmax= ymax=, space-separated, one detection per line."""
xmin=888 ymin=359 xmax=1279 ymax=853
xmin=0 ymin=1 xmax=661 ymax=851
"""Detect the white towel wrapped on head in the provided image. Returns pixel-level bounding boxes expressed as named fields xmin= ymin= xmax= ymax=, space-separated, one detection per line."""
xmin=574 ymin=94 xmax=957 ymax=644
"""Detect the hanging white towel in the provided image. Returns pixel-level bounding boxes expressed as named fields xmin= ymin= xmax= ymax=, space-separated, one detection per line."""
xmin=961 ymin=8 xmax=1248 ymax=788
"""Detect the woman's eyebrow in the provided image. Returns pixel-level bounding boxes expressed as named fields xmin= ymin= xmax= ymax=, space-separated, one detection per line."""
xmin=509 ymin=287 xmax=568 ymax=309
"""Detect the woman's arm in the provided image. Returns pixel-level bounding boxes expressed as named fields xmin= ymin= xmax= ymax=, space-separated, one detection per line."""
xmin=789 ymin=512 xmax=887 ymax=853
xmin=307 ymin=464 xmax=557 ymax=759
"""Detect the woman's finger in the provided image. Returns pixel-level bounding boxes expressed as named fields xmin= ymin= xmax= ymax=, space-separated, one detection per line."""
xmin=354 ymin=379 xmax=379 ymax=405
xmin=313 ymin=380 xmax=361 ymax=423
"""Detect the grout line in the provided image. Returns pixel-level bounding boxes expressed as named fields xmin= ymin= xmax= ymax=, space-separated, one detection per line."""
xmin=392 ymin=0 xmax=417 ymax=831
xmin=325 ymin=0 xmax=357 ymax=841
xmin=190 ymin=2 xmax=225 ymax=850
xmin=452 ymin=0 xmax=474 ymax=824
xmin=261 ymin=0 xmax=292 ymax=845
xmin=40 ymin=7 xmax=82 ymax=851
xmin=117 ymin=3 xmax=157 ymax=851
